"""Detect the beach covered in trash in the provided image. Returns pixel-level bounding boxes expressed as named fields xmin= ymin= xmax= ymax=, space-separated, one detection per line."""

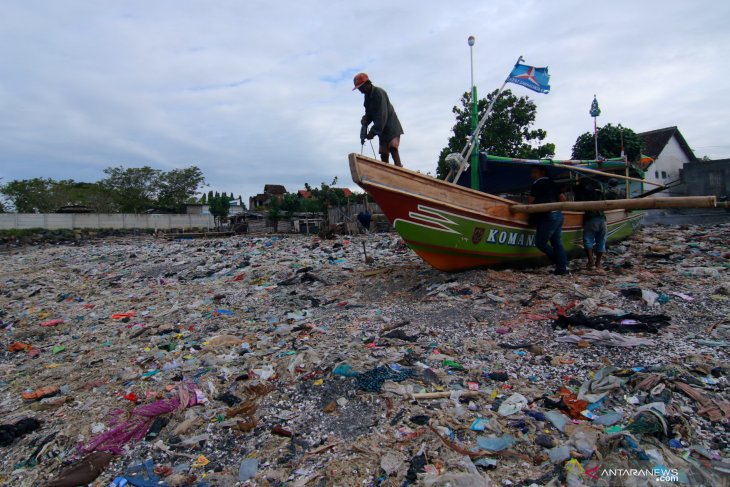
xmin=1 ymin=224 xmax=728 ymax=486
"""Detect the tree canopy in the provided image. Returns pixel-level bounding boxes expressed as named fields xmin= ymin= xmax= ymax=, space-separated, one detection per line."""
xmin=156 ymin=167 xmax=205 ymax=212
xmin=303 ymin=178 xmax=352 ymax=210
xmin=208 ymin=191 xmax=230 ymax=226
xmin=571 ymin=123 xmax=643 ymax=163
xmin=436 ymin=89 xmax=555 ymax=179
xmin=0 ymin=165 xmax=206 ymax=213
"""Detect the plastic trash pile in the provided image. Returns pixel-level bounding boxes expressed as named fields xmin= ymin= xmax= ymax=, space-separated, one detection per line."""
xmin=0 ymin=224 xmax=728 ymax=486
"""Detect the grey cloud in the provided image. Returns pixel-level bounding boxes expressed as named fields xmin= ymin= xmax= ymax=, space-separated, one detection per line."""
xmin=2 ymin=0 xmax=729 ymax=202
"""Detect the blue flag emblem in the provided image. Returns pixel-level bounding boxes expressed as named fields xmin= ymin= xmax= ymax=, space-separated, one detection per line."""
xmin=507 ymin=64 xmax=551 ymax=94
xmin=589 ymin=95 xmax=601 ymax=117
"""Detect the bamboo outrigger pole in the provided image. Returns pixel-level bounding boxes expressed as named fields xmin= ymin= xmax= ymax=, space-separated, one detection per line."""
xmin=551 ymin=163 xmax=664 ymax=187
xmin=509 ymin=196 xmax=719 ymax=214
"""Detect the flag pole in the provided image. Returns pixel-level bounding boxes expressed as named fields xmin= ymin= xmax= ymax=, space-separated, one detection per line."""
xmin=589 ymin=94 xmax=601 ymax=161
xmin=452 ymin=55 xmax=523 ymax=183
xmin=593 ymin=94 xmax=598 ymax=159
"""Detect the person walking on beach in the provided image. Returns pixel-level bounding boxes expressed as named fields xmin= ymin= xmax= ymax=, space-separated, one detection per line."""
xmin=353 ymin=73 xmax=404 ymax=167
xmin=529 ymin=165 xmax=568 ymax=275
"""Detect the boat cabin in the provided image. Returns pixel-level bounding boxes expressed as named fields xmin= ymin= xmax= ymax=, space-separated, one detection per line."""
xmin=454 ymin=153 xmax=646 ymax=202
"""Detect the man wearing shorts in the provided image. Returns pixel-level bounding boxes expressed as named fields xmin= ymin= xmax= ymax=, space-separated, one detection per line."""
xmin=575 ymin=178 xmax=607 ymax=274
xmin=353 ymin=73 xmax=404 ymax=167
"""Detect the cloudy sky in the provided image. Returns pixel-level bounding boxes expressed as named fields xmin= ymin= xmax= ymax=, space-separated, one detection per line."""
xmin=2 ymin=0 xmax=729 ymax=204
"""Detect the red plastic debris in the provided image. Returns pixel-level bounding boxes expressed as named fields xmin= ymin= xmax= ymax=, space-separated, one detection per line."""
xmin=40 ymin=319 xmax=64 ymax=327
xmin=123 ymin=392 xmax=139 ymax=403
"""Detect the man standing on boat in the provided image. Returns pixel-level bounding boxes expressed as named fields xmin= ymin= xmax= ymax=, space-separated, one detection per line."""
xmin=529 ymin=165 xmax=568 ymax=275
xmin=353 ymin=73 xmax=404 ymax=167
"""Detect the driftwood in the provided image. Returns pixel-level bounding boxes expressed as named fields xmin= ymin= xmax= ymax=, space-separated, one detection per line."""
xmin=428 ymin=424 xmax=531 ymax=462
xmin=410 ymin=391 xmax=481 ymax=400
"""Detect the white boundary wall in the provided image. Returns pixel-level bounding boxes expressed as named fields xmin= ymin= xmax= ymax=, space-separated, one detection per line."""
xmin=0 ymin=213 xmax=215 ymax=230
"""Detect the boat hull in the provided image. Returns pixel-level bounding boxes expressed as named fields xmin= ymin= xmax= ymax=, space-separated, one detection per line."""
xmin=350 ymin=154 xmax=642 ymax=272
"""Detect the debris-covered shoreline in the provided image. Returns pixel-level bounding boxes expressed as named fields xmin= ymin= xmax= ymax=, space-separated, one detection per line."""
xmin=1 ymin=225 xmax=728 ymax=486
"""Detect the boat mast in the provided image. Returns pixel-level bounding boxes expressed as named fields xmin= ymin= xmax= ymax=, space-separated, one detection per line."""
xmin=468 ymin=36 xmax=479 ymax=190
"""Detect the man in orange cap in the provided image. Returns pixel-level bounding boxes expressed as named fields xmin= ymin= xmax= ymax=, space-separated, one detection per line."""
xmin=353 ymin=73 xmax=404 ymax=167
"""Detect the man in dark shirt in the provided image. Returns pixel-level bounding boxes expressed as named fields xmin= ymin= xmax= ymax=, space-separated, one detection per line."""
xmin=353 ymin=73 xmax=404 ymax=167
xmin=605 ymin=178 xmax=625 ymax=200
xmin=529 ymin=165 xmax=568 ymax=275
xmin=357 ymin=210 xmax=372 ymax=232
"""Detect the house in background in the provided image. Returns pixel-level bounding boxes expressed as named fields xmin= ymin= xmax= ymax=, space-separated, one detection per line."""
xmin=249 ymin=184 xmax=287 ymax=210
xmin=638 ymin=126 xmax=696 ymax=194
xmin=228 ymin=198 xmax=245 ymax=216
xmin=186 ymin=197 xmax=245 ymax=216
xmin=297 ymin=188 xmax=353 ymax=199
xmin=184 ymin=203 xmax=210 ymax=215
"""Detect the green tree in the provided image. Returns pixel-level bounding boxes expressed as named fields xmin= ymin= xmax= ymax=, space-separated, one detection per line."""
xmin=156 ymin=166 xmax=205 ymax=212
xmin=200 ymin=193 xmax=207 ymax=204
xmin=436 ymin=89 xmax=555 ymax=179
xmin=1 ymin=178 xmax=122 ymax=213
xmin=1 ymin=178 xmax=58 ymax=212
xmin=208 ymin=191 xmax=230 ymax=229
xmin=267 ymin=197 xmax=282 ymax=231
xmin=304 ymin=178 xmax=348 ymax=211
xmin=238 ymin=195 xmax=245 ymax=208
xmin=571 ymin=123 xmax=643 ymax=163
xmin=56 ymin=181 xmax=116 ymax=212
xmin=100 ymin=166 xmax=161 ymax=213
xmin=280 ymin=193 xmax=302 ymax=218
xmin=301 ymin=197 xmax=323 ymax=213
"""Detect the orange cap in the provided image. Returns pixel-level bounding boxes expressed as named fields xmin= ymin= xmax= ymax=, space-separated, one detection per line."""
xmin=352 ymin=72 xmax=369 ymax=90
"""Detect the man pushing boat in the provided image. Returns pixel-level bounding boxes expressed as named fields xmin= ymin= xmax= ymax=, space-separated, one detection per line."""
xmin=529 ymin=165 xmax=568 ymax=275
xmin=353 ymin=73 xmax=404 ymax=167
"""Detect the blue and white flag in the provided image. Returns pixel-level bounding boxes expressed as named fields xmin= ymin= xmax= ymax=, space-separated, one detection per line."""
xmin=507 ymin=64 xmax=551 ymax=94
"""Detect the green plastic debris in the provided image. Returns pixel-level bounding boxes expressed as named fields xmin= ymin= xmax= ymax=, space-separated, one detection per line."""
xmin=442 ymin=360 xmax=465 ymax=370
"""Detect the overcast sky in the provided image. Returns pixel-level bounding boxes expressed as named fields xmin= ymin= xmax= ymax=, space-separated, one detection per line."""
xmin=2 ymin=1 xmax=729 ymax=204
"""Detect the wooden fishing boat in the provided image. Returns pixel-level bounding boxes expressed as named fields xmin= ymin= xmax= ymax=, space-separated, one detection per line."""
xmin=349 ymin=152 xmax=717 ymax=272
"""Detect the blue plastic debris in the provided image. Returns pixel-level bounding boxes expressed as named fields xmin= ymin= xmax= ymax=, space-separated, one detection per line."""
xmin=470 ymin=418 xmax=489 ymax=431
xmin=476 ymin=434 xmax=515 ymax=452
xmin=593 ymin=411 xmax=623 ymax=426
xmin=333 ymin=363 xmax=359 ymax=377
xmin=239 ymin=458 xmax=259 ymax=482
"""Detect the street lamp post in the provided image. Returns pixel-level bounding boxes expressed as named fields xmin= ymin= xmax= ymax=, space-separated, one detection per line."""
xmin=468 ymin=36 xmax=480 ymax=190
